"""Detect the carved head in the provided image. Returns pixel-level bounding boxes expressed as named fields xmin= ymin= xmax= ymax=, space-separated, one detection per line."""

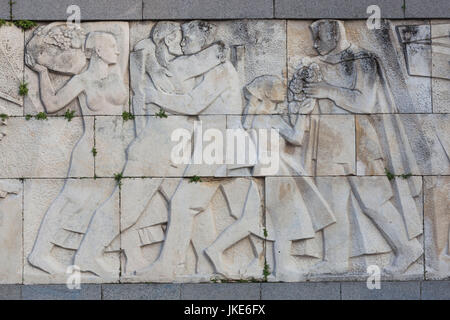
xmin=310 ymin=20 xmax=341 ymax=56
xmin=181 ymin=20 xmax=216 ymax=55
xmin=85 ymin=32 xmax=120 ymax=65
xmin=151 ymin=22 xmax=183 ymax=56
xmin=26 ymin=23 xmax=87 ymax=75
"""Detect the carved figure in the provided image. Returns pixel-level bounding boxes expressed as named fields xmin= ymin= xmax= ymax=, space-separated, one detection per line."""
xmin=206 ymin=75 xmax=336 ymax=281
xmin=302 ymin=20 xmax=423 ymax=274
xmin=25 ymin=23 xmax=128 ymax=276
xmin=68 ymin=21 xmax=251 ymax=279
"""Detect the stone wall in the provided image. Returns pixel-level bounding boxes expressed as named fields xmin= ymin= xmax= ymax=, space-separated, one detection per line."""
xmin=0 ymin=1 xmax=449 ymax=286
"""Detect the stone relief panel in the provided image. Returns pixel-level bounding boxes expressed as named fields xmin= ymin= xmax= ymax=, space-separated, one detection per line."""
xmin=0 ymin=180 xmax=23 ymax=284
xmin=424 ymin=176 xmax=450 ymax=280
xmin=24 ymin=22 xmax=129 ymax=116
xmin=0 ymin=117 xmax=94 ymax=178
xmin=288 ymin=20 xmax=432 ymax=114
xmin=95 ymin=115 xmax=227 ymax=177
xmin=431 ymin=21 xmax=450 ymax=113
xmin=0 ymin=19 xmax=447 ymax=284
xmin=0 ymin=25 xmax=24 ymax=116
xmin=24 ymin=178 xmax=120 ymax=284
xmin=120 ymin=177 xmax=265 ymax=282
xmin=129 ymin=20 xmax=286 ymax=117
xmin=265 ymin=176 xmax=424 ymax=281
xmin=227 ymin=114 xmax=355 ymax=176
xmin=357 ymin=114 xmax=450 ymax=176
xmin=396 ymin=21 xmax=450 ymax=113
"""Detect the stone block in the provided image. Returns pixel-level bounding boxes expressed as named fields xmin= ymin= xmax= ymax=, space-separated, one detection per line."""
xmin=23 ymin=178 xmax=120 ymax=284
xmin=0 ymin=0 xmax=9 ymax=19
xmin=424 ymin=176 xmax=450 ymax=280
xmin=0 ymin=180 xmax=23 ymax=284
xmin=181 ymin=283 xmax=260 ymax=300
xmin=405 ymin=0 xmax=450 ymax=18
xmin=143 ymin=0 xmax=273 ymax=19
xmin=24 ymin=22 xmax=129 ymax=116
xmin=341 ymin=281 xmax=421 ymax=300
xmin=421 ymin=281 xmax=450 ymax=299
xmin=0 ymin=285 xmax=21 ymax=300
xmin=0 ymin=117 xmax=94 ymax=178
xmin=119 ymin=177 xmax=265 ymax=283
xmin=357 ymin=114 xmax=450 ymax=176
xmin=102 ymin=284 xmax=180 ymax=300
xmin=0 ymin=25 xmax=24 ymax=116
xmin=121 ymin=178 xmax=263 ymax=282
xmin=95 ymin=115 xmax=228 ymax=178
xmin=265 ymin=176 xmax=423 ymax=282
xmin=261 ymin=282 xmax=340 ymax=300
xmin=129 ymin=20 xmax=286 ymax=116
xmin=276 ymin=0 xmax=404 ymax=19
xmin=22 ymin=284 xmax=101 ymax=300
xmin=288 ymin=20 xmax=432 ymax=114
xmin=431 ymin=21 xmax=450 ymax=113
xmin=14 ymin=0 xmax=142 ymax=21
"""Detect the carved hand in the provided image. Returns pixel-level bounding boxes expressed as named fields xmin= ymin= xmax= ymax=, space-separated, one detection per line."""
xmin=304 ymin=81 xmax=335 ymax=100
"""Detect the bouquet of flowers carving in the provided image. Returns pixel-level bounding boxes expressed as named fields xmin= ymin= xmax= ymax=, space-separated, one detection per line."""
xmin=288 ymin=57 xmax=322 ymax=114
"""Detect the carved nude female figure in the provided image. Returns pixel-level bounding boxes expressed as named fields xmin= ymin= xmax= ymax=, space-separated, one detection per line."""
xmin=25 ymin=25 xmax=127 ymax=275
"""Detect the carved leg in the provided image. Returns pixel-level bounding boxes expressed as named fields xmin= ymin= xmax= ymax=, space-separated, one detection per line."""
xmin=74 ymin=193 xmax=119 ymax=279
xmin=205 ymin=219 xmax=252 ymax=278
xmin=121 ymin=228 xmax=148 ymax=275
xmin=364 ymin=201 xmax=423 ymax=274
xmin=28 ymin=194 xmax=70 ymax=275
xmin=309 ymin=179 xmax=351 ymax=275
xmin=273 ymin=238 xmax=304 ymax=282
xmin=137 ymin=180 xmax=220 ymax=281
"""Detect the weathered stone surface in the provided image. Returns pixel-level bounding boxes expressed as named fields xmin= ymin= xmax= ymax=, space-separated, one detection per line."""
xmin=0 ymin=25 xmax=24 ymax=116
xmin=357 ymin=115 xmax=450 ymax=176
xmin=421 ymin=281 xmax=450 ymax=299
xmin=261 ymin=282 xmax=340 ymax=300
xmin=129 ymin=20 xmax=285 ymax=116
xmin=265 ymin=176 xmax=423 ymax=282
xmin=143 ymin=0 xmax=273 ymax=19
xmin=181 ymin=283 xmax=260 ymax=300
xmin=433 ymin=78 xmax=450 ymax=113
xmin=120 ymin=177 xmax=265 ymax=283
xmin=0 ymin=180 xmax=23 ymax=284
xmin=103 ymin=284 xmax=180 ymax=300
xmin=341 ymin=281 xmax=421 ymax=300
xmin=0 ymin=17 xmax=448 ymax=288
xmin=0 ymin=0 xmax=9 ymax=19
xmin=95 ymin=115 xmax=227 ymax=178
xmin=23 ymin=178 xmax=120 ymax=284
xmin=227 ymin=114 xmax=355 ymax=176
xmin=288 ymin=20 xmax=432 ymax=114
xmin=424 ymin=176 xmax=450 ymax=280
xmin=0 ymin=285 xmax=21 ymax=300
xmin=24 ymin=22 xmax=129 ymax=116
xmin=276 ymin=0 xmax=404 ymax=19
xmin=405 ymin=0 xmax=450 ymax=18
xmin=22 ymin=284 xmax=101 ymax=300
xmin=431 ymin=22 xmax=450 ymax=113
xmin=14 ymin=0 xmax=142 ymax=21
xmin=0 ymin=117 xmax=93 ymax=178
